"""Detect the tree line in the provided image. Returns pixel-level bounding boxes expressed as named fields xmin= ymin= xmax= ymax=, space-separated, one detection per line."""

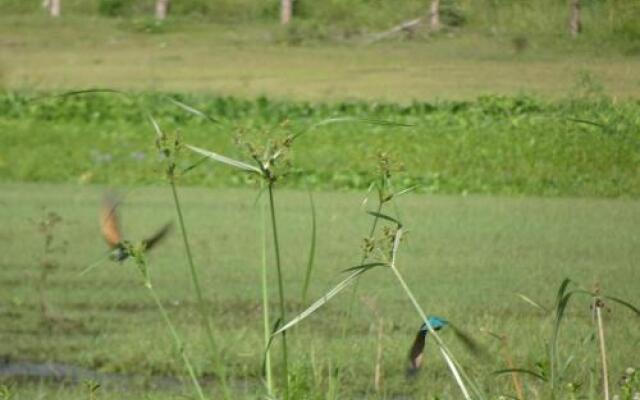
xmin=41 ymin=0 xmax=585 ymax=38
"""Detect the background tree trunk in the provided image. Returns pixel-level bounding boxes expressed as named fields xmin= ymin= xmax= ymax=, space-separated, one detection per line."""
xmin=429 ymin=0 xmax=440 ymax=32
xmin=281 ymin=0 xmax=292 ymax=25
xmin=44 ymin=0 xmax=61 ymax=17
xmin=569 ymin=0 xmax=581 ymax=37
xmin=155 ymin=0 xmax=170 ymax=21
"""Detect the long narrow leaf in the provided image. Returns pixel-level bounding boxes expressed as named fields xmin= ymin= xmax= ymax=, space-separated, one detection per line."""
xmin=51 ymin=88 xmax=129 ymax=99
xmin=147 ymin=113 xmax=165 ymax=139
xmin=604 ymin=295 xmax=640 ymax=316
xmin=494 ymin=368 xmax=547 ymax=382
xmin=516 ymin=293 xmax=550 ymax=313
xmin=555 ymin=278 xmax=572 ymax=310
xmin=272 ymin=263 xmax=385 ymax=337
xmin=168 ymin=97 xmax=219 ymax=124
xmin=291 ymin=117 xmax=413 ymax=142
xmin=186 ymin=144 xmax=262 ymax=174
xmin=180 ymin=156 xmax=209 ymax=175
xmin=342 ymin=262 xmax=388 ymax=273
xmin=392 ymin=185 xmax=417 ymax=199
xmin=551 ymin=280 xmax=576 ymax=391
xmin=78 ymin=253 xmax=111 ymax=276
xmin=367 ymin=211 xmax=402 ymax=227
xmin=566 ymin=118 xmax=605 ymax=128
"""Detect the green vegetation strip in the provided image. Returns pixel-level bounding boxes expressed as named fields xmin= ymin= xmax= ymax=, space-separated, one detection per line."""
xmin=1 ymin=92 xmax=639 ymax=197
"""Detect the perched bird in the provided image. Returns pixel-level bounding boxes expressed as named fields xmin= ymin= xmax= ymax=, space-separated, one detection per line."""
xmin=407 ymin=316 xmax=448 ymax=376
xmin=100 ymin=192 xmax=173 ymax=262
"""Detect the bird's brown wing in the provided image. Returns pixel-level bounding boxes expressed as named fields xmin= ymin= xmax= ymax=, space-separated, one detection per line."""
xmin=101 ymin=192 xmax=123 ymax=248
xmin=142 ymin=222 xmax=173 ymax=252
xmin=406 ymin=330 xmax=426 ymax=377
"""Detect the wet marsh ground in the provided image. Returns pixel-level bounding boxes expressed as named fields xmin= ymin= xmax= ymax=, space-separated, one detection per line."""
xmin=1 ymin=183 xmax=638 ymax=398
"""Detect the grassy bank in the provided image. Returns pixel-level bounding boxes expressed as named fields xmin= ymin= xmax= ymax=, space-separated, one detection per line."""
xmin=1 ymin=15 xmax=640 ymax=101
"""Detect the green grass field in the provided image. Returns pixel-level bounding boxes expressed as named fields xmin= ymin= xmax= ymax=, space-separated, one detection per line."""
xmin=1 ymin=183 xmax=639 ymax=399
xmin=1 ymin=11 xmax=640 ymax=400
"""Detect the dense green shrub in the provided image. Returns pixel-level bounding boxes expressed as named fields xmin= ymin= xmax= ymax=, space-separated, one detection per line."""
xmin=98 ymin=0 xmax=129 ymax=17
xmin=1 ymin=92 xmax=638 ymax=197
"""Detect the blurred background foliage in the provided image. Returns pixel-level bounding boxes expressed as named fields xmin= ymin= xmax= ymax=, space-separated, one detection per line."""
xmin=1 ymin=0 xmax=639 ymax=39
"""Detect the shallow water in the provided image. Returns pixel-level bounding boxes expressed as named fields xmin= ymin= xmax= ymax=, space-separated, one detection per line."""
xmin=0 ymin=357 xmax=183 ymax=390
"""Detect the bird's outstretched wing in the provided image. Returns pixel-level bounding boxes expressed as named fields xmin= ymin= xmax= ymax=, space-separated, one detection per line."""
xmin=407 ymin=316 xmax=447 ymax=377
xmin=101 ymin=192 xmax=123 ymax=248
xmin=142 ymin=222 xmax=173 ymax=252
xmin=407 ymin=330 xmax=426 ymax=377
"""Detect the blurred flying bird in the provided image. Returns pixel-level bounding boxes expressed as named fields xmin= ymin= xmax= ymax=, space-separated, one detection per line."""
xmin=100 ymin=191 xmax=173 ymax=262
xmin=407 ymin=316 xmax=447 ymax=376
xmin=407 ymin=316 xmax=483 ymax=377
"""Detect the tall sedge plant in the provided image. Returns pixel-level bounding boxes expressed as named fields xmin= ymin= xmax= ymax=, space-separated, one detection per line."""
xmin=186 ymin=140 xmax=292 ymax=398
xmin=269 ymin=209 xmax=483 ymax=400
xmin=186 ymin=116 xmax=408 ymax=398
xmin=343 ymin=153 xmax=414 ymax=331
xmin=150 ymin=115 xmax=231 ymax=398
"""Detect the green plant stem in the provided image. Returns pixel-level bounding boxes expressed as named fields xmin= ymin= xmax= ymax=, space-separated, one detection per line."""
xmin=594 ymin=299 xmax=609 ymax=400
xmin=336 ymin=194 xmax=384 ymax=391
xmin=138 ymin=259 xmax=207 ymax=400
xmin=260 ymin=184 xmax=273 ymax=395
xmin=147 ymin=286 xmax=207 ymax=400
xmin=301 ymin=191 xmax=317 ymax=305
xmin=343 ymin=201 xmax=383 ymax=333
xmin=169 ymin=179 xmax=231 ymax=398
xmin=267 ymin=182 xmax=289 ymax=400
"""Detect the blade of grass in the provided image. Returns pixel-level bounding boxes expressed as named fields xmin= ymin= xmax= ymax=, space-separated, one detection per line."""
xmin=366 ymin=211 xmax=402 ymax=227
xmin=516 ymin=292 xmax=550 ymax=313
xmin=78 ymin=253 xmax=111 ymax=277
xmin=494 ymin=368 xmax=547 ymax=382
xmin=181 ymin=156 xmax=210 ymax=175
xmin=603 ymin=295 xmax=640 ymax=315
xmin=186 ymin=144 xmax=262 ymax=174
xmin=301 ymin=191 xmax=317 ymax=305
xmin=168 ymin=97 xmax=219 ymax=124
xmin=272 ymin=263 xmax=386 ymax=337
xmin=566 ymin=118 xmax=605 ymax=128
xmin=291 ymin=117 xmax=413 ymax=142
xmin=550 ymin=278 xmax=573 ymax=395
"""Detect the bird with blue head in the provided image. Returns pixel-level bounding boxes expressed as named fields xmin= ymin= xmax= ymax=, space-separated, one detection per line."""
xmin=407 ymin=316 xmax=448 ymax=377
xmin=406 ymin=315 xmax=484 ymax=377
